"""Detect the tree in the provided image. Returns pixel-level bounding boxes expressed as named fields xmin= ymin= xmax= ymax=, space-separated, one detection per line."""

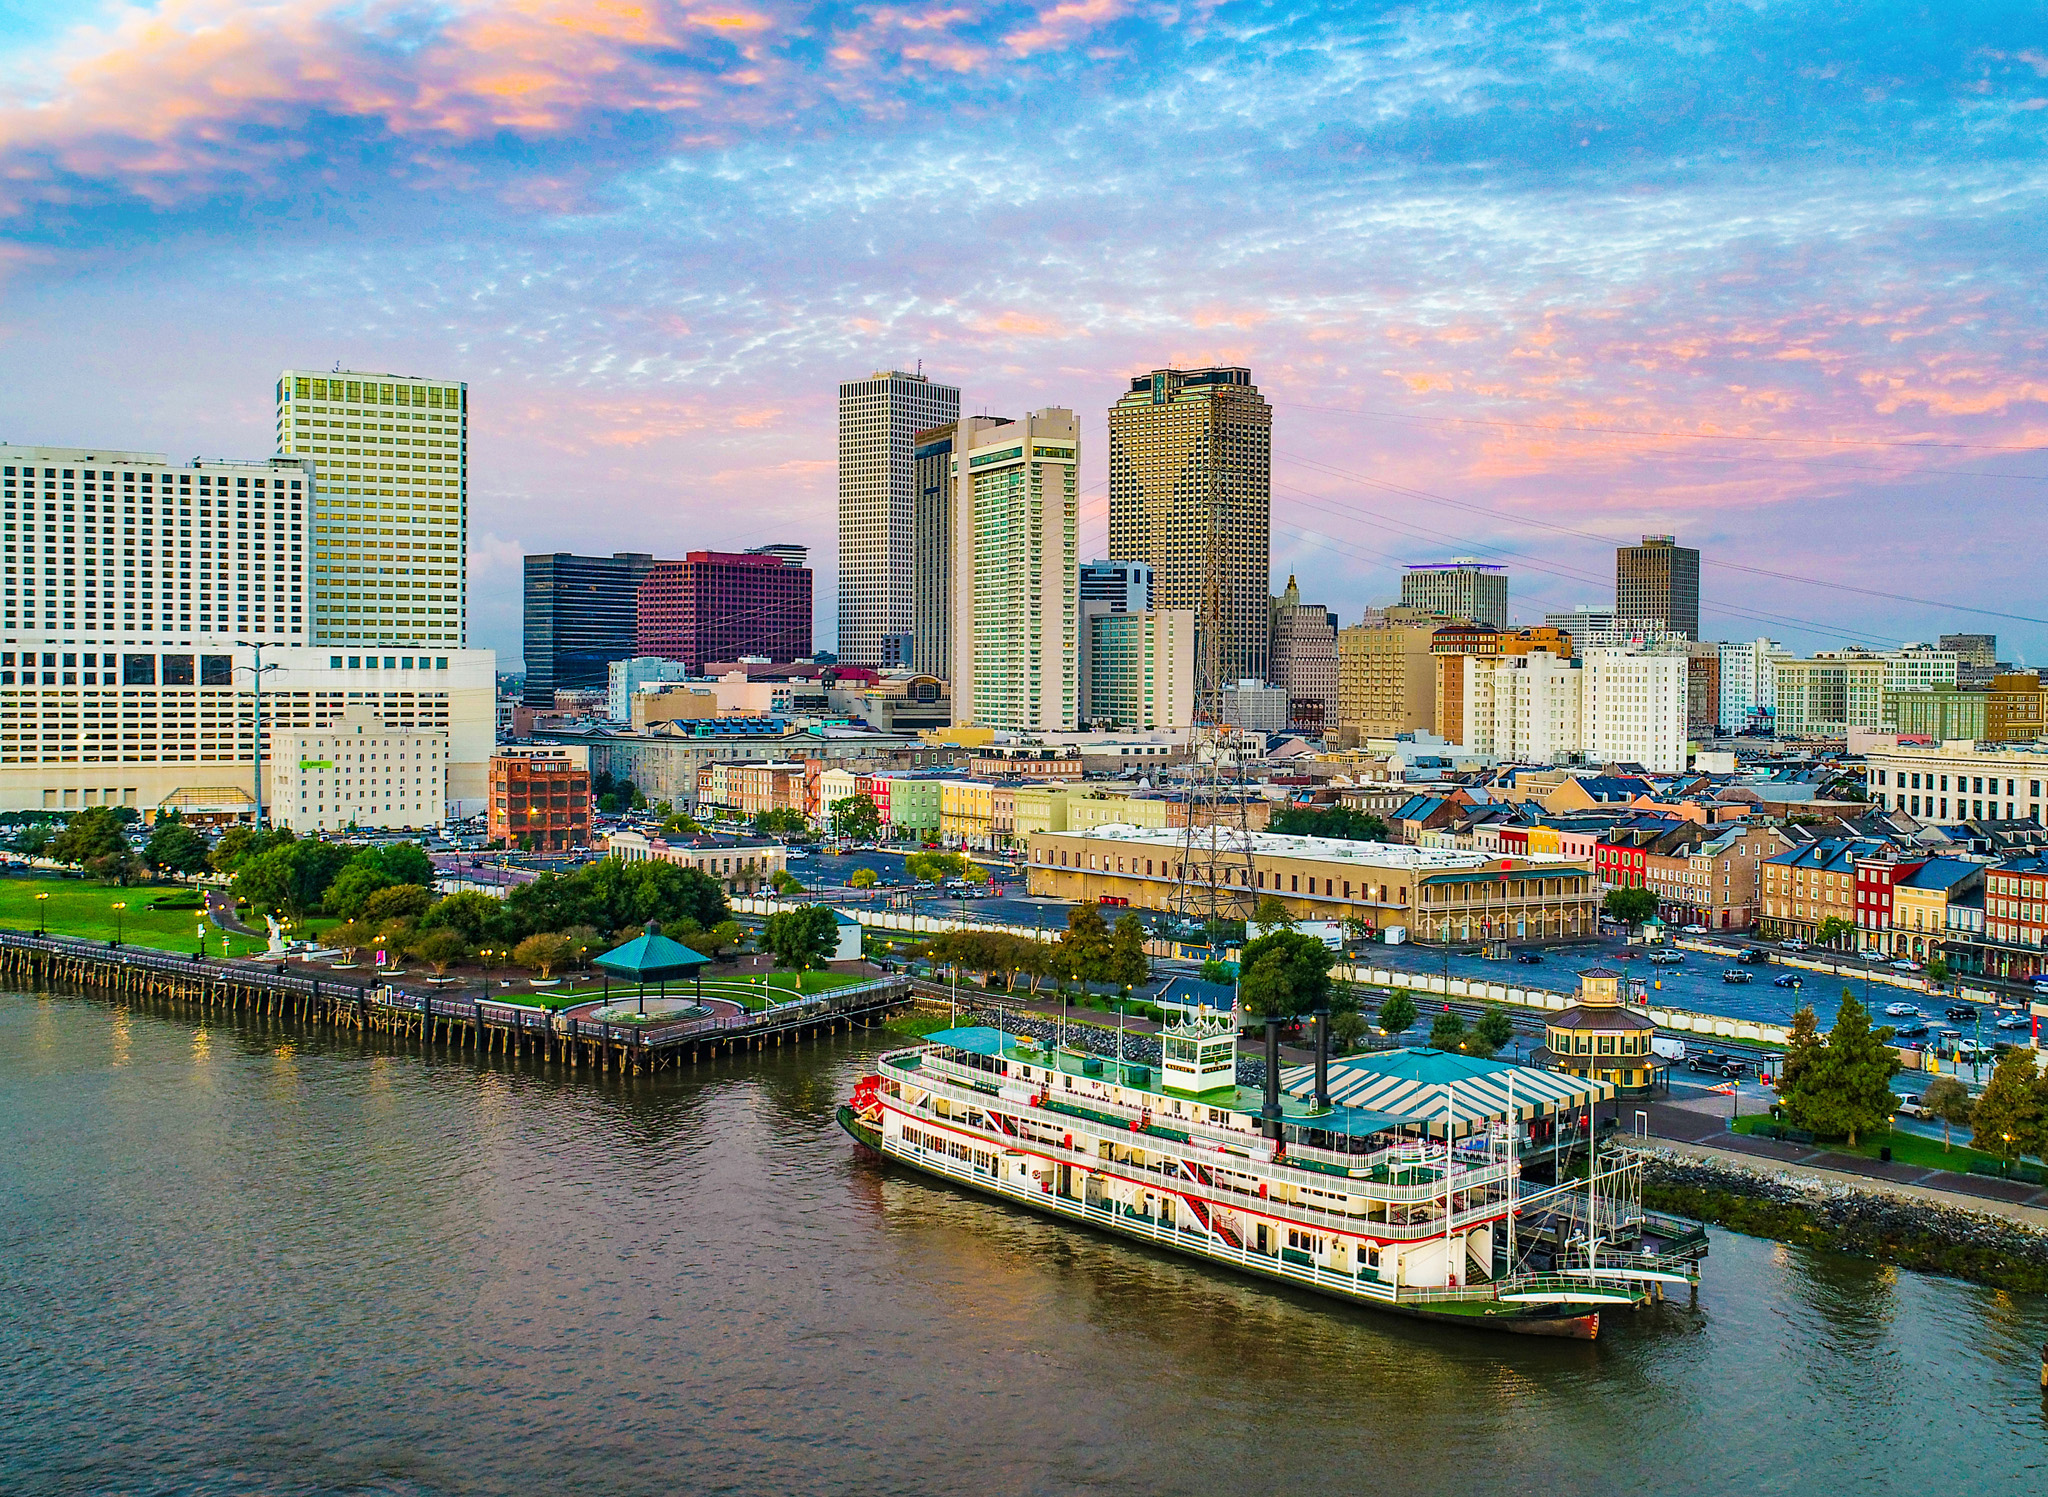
xmin=1199 ymin=958 xmax=1234 ymax=985
xmin=1776 ymin=1005 xmax=1822 ymax=1102
xmin=209 ymin=825 xmax=293 ymax=876
xmin=48 ymin=806 xmax=131 ymax=871
xmin=1919 ymin=1074 xmax=1975 ymax=1153
xmin=905 ymin=850 xmax=966 ymax=885
xmin=1967 ymin=1047 xmax=2042 ymax=1164
xmin=1429 ymin=1009 xmax=1468 ymax=1050
xmin=1926 ymin=953 xmax=1949 ymax=984
xmin=1332 ymin=1009 xmax=1369 ymax=1051
xmin=413 ymin=928 xmax=470 ymax=977
xmin=1055 ymin=902 xmax=1112 ymax=989
xmin=1602 ymin=886 xmax=1657 ymax=926
xmin=830 ymin=794 xmax=882 ymax=844
xmin=848 ymin=867 xmax=878 ymax=889
xmin=1781 ymin=992 xmax=1899 ymax=1147
xmin=961 ymin=861 xmax=991 ymax=886
xmin=234 ymin=839 xmax=353 ymax=918
xmin=420 ymin=890 xmax=505 ymax=944
xmin=1105 ymin=913 xmax=1151 ymax=993
xmin=1252 ymin=894 xmax=1296 ymax=934
xmin=1266 ymin=805 xmax=1389 ymax=841
xmin=331 ymin=919 xmax=373 ymax=964
xmin=1377 ymin=991 xmax=1418 ymax=1038
xmin=762 ymin=904 xmax=839 ymax=971
xmin=703 ymin=919 xmax=743 ymax=960
xmin=1237 ymin=930 xmax=1335 ymax=1020
xmin=1815 ymin=914 xmax=1856 ymax=949
xmin=1469 ymin=1005 xmax=1515 ymax=1058
xmin=11 ymin=820 xmax=54 ymax=857
xmin=354 ymin=842 xmax=435 ymax=888
xmin=361 ymin=883 xmax=434 ymax=925
xmin=660 ymin=810 xmax=703 ymax=837
xmin=145 ymin=812 xmax=210 ymax=878
xmin=771 ymin=869 xmax=804 ymax=895
xmin=754 ymin=807 xmax=809 ymax=837
xmin=323 ymin=862 xmax=398 ymax=920
xmin=512 ymin=932 xmax=575 ymax=979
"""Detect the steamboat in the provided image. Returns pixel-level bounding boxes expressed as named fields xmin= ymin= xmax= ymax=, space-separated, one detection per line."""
xmin=840 ymin=1013 xmax=1707 ymax=1337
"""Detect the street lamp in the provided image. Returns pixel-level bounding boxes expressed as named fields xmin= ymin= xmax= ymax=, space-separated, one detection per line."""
xmin=35 ymin=890 xmax=49 ymax=935
xmin=111 ymin=900 xmax=126 ymax=948
xmin=234 ymin=643 xmax=284 ymax=829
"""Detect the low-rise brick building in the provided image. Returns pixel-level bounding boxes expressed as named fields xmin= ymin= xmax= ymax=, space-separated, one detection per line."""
xmin=489 ymin=747 xmax=591 ymax=852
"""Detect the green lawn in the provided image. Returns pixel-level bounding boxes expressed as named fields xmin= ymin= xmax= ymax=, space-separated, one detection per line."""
xmin=0 ymin=876 xmax=334 ymax=959
xmin=1730 ymin=1111 xmax=2032 ymax=1178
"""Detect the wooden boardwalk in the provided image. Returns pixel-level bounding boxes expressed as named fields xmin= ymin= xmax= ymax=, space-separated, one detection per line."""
xmin=0 ymin=930 xmax=910 ymax=1075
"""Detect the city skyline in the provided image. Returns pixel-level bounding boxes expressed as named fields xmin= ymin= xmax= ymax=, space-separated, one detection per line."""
xmin=2 ymin=4 xmax=2044 ymax=662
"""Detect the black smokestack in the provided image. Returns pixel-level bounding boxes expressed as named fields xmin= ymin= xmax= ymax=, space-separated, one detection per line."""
xmin=1313 ymin=1005 xmax=1330 ymax=1108
xmin=1263 ymin=1015 xmax=1284 ymax=1140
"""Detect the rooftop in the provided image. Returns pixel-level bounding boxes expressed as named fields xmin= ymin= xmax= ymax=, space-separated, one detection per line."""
xmin=1038 ymin=821 xmax=1588 ymax=870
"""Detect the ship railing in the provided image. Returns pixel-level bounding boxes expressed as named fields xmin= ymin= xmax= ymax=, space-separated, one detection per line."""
xmin=909 ymin=1050 xmax=1497 ymax=1187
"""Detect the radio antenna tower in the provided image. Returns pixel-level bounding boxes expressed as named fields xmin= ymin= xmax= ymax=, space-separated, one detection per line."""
xmin=1173 ymin=400 xmax=1261 ymax=945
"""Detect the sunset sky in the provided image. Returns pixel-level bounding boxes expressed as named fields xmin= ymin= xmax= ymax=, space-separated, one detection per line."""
xmin=2 ymin=1 xmax=2044 ymax=664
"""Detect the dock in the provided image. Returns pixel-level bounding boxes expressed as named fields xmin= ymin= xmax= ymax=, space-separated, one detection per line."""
xmin=0 ymin=930 xmax=910 ymax=1075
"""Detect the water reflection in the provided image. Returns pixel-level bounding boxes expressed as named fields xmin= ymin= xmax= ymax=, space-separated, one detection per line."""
xmin=3 ymin=989 xmax=2044 ymax=1497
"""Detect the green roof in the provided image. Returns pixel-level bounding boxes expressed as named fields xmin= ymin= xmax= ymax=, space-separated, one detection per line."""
xmin=592 ymin=922 xmax=711 ymax=981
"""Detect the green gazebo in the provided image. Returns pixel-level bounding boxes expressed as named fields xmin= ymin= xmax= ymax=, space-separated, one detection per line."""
xmin=593 ymin=921 xmax=712 ymax=1015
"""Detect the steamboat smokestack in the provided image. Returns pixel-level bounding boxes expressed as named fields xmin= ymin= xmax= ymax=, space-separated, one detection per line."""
xmin=1313 ymin=1005 xmax=1331 ymax=1108
xmin=1262 ymin=1015 xmax=1284 ymax=1140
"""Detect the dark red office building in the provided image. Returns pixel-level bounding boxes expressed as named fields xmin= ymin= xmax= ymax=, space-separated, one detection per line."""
xmin=636 ymin=552 xmax=812 ymax=671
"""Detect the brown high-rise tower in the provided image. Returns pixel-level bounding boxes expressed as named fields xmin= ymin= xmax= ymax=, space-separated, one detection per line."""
xmin=1107 ymin=367 xmax=1271 ymax=692
xmin=1616 ymin=534 xmax=1701 ymax=640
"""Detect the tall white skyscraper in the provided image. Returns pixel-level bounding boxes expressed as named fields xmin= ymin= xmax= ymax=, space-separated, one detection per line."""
xmin=1582 ymin=648 xmax=1690 ymax=773
xmin=837 ymin=369 xmax=960 ymax=668
xmin=275 ymin=370 xmax=467 ymax=646
xmin=948 ymin=409 xmax=1080 ymax=731
xmin=1400 ymin=560 xmax=1507 ymax=627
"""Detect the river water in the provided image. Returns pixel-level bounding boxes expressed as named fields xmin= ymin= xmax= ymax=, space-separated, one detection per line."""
xmin=4 ymin=989 xmax=2045 ymax=1497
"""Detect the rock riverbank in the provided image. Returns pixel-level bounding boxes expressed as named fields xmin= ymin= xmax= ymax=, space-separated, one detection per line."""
xmin=1639 ymin=1150 xmax=2048 ymax=1294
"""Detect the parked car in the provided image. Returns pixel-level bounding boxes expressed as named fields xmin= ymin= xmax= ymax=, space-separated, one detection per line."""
xmin=1779 ymin=938 xmax=1809 ymax=951
xmin=1773 ymin=974 xmax=1803 ymax=989
xmin=1647 ymin=951 xmax=1684 ymax=966
xmin=1995 ymin=1013 xmax=2029 ymax=1030
xmin=1682 ymin=923 xmax=1708 ymax=934
xmin=1721 ymin=969 xmax=1753 ymax=984
xmin=1891 ymin=1021 xmax=1930 ymax=1039
xmin=1884 ymin=1001 xmax=1921 ymax=1017
xmin=1895 ymin=1094 xmax=1927 ymax=1119
xmin=1889 ymin=958 xmax=1919 ymax=972
xmin=1945 ymin=1004 xmax=1979 ymax=1022
xmin=1737 ymin=949 xmax=1769 ymax=965
xmin=1514 ymin=951 xmax=1544 ymax=964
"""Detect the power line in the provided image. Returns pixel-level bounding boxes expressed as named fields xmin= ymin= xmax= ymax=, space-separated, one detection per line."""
xmin=1276 ymin=450 xmax=2048 ymax=628
xmin=1277 ymin=400 xmax=2048 ymax=454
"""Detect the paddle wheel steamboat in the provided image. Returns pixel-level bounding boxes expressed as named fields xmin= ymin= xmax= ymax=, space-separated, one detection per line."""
xmin=840 ymin=1013 xmax=1707 ymax=1337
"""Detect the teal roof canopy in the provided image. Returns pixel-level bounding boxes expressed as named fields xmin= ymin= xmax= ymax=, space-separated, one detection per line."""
xmin=922 ymin=1025 xmax=1010 ymax=1056
xmin=593 ymin=922 xmax=711 ymax=981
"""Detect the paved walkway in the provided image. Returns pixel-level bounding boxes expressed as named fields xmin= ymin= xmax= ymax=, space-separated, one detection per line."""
xmin=1631 ymin=1086 xmax=2048 ymax=1228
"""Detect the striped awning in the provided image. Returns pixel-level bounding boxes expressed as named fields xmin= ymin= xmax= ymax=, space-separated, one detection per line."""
xmin=1280 ymin=1048 xmax=1613 ymax=1138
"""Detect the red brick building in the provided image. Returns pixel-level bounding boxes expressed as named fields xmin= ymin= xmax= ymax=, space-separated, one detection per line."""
xmin=636 ymin=552 xmax=811 ymax=671
xmin=489 ymin=749 xmax=591 ymax=852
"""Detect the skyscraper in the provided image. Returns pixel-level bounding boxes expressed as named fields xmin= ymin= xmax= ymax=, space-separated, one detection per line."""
xmin=948 ymin=409 xmax=1080 ymax=731
xmin=1268 ymin=575 xmax=1338 ymax=734
xmin=636 ymin=550 xmax=812 ymax=670
xmin=1400 ymin=560 xmax=1507 ymax=628
xmin=911 ymin=417 xmax=1007 ymax=681
xmin=521 ymin=552 xmax=655 ymax=706
xmin=275 ymin=370 xmax=467 ymax=646
xmin=1616 ymin=535 xmax=1701 ymax=640
xmin=838 ymin=369 xmax=960 ymax=668
xmin=1107 ymin=366 xmax=1271 ymax=691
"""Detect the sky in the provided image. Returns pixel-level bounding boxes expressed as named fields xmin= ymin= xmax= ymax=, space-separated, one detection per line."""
xmin=1 ymin=0 xmax=2044 ymax=667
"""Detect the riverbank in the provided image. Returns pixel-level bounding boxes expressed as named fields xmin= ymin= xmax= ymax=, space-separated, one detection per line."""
xmin=1637 ymin=1148 xmax=2048 ymax=1293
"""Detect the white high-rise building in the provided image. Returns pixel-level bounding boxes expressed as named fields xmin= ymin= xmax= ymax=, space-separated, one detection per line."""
xmin=0 ymin=443 xmax=494 ymax=816
xmin=948 ymin=409 xmax=1079 ymax=731
xmin=838 ymin=369 xmax=960 ymax=668
xmin=1464 ymin=651 xmax=1582 ymax=764
xmin=1401 ymin=560 xmax=1507 ymax=628
xmin=1582 ymin=648 xmax=1690 ymax=773
xmin=275 ymin=370 xmax=468 ymax=647
xmin=1718 ymin=637 xmax=1789 ymax=732
xmin=270 ymin=706 xmax=449 ymax=832
xmin=1081 ymin=604 xmax=1195 ymax=731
